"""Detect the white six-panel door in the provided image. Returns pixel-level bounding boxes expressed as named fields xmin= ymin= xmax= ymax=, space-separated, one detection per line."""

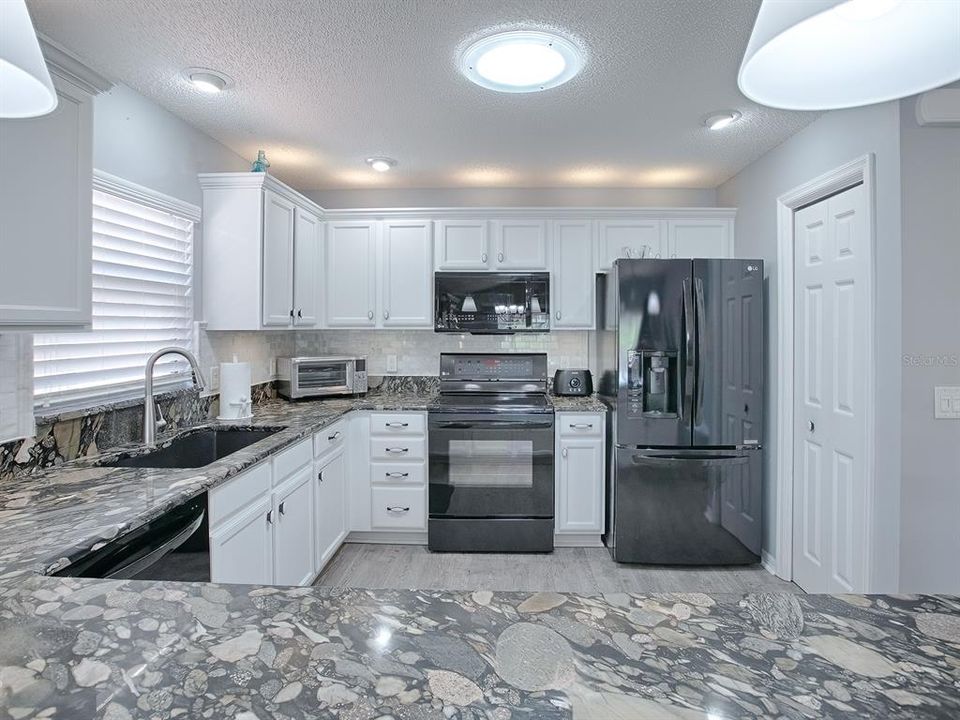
xmin=792 ymin=184 xmax=869 ymax=593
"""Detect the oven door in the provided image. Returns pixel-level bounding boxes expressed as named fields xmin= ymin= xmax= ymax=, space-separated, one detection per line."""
xmin=294 ymin=359 xmax=354 ymax=396
xmin=428 ymin=412 xmax=554 ymax=519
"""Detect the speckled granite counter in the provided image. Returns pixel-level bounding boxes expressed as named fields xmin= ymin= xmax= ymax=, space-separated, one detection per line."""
xmin=549 ymin=394 xmax=607 ymax=412
xmin=1 ymin=577 xmax=959 ymax=719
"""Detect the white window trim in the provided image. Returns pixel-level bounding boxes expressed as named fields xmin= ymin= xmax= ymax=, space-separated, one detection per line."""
xmin=32 ymin=172 xmax=201 ymax=414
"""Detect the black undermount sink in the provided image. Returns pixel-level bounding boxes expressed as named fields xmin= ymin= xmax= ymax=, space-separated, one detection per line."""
xmin=101 ymin=428 xmax=282 ymax=469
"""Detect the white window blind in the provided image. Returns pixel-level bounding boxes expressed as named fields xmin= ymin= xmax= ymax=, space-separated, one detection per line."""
xmin=34 ymin=183 xmax=197 ymax=409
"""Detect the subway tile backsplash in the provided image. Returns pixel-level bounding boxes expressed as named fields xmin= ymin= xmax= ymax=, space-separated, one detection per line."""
xmin=295 ymin=330 xmax=590 ymax=375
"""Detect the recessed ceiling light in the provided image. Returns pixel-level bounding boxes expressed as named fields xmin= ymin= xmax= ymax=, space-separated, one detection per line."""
xmin=704 ymin=110 xmax=742 ymax=130
xmin=365 ymin=156 xmax=397 ymax=172
xmin=459 ymin=30 xmax=584 ymax=93
xmin=184 ymin=67 xmax=232 ymax=94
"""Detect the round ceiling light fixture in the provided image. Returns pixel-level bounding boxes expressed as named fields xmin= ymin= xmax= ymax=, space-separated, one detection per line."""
xmin=0 ymin=0 xmax=58 ymax=118
xmin=365 ymin=156 xmax=397 ymax=172
xmin=459 ymin=30 xmax=584 ymax=93
xmin=704 ymin=110 xmax=742 ymax=130
xmin=184 ymin=67 xmax=233 ymax=94
xmin=738 ymin=0 xmax=960 ymax=110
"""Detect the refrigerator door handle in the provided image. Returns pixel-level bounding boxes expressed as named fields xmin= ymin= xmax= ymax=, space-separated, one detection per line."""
xmin=682 ymin=278 xmax=695 ymax=423
xmin=694 ymin=276 xmax=706 ymax=424
xmin=630 ymin=452 xmax=749 ymax=467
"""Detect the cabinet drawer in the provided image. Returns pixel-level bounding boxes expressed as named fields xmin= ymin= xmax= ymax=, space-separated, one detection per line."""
xmin=370 ymin=437 xmax=425 ymax=461
xmin=558 ymin=414 xmax=604 ymax=437
xmin=370 ymin=413 xmax=425 ymax=436
xmin=272 ymin=438 xmax=312 ymax=483
xmin=371 ymin=486 xmax=426 ymax=530
xmin=371 ymin=462 xmax=425 ymax=486
xmin=210 ymin=460 xmax=271 ymax=527
xmin=314 ymin=419 xmax=348 ymax=457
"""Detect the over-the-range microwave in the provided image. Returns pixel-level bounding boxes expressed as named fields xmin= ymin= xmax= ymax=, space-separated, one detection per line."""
xmin=435 ymin=271 xmax=550 ymax=334
xmin=276 ymin=356 xmax=367 ymax=399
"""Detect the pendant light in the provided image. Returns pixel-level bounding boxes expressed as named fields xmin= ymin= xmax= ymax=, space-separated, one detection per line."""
xmin=0 ymin=0 xmax=58 ymax=118
xmin=738 ymin=0 xmax=960 ymax=110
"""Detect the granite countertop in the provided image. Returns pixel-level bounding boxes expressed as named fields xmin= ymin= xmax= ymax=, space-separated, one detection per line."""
xmin=0 ymin=389 xmax=605 ymax=581
xmin=1 ymin=576 xmax=959 ymax=719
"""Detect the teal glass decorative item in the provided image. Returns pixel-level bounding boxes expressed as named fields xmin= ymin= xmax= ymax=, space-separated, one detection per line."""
xmin=251 ymin=150 xmax=270 ymax=173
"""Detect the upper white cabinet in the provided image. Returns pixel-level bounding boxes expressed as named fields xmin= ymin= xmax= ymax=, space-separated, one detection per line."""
xmin=325 ymin=221 xmax=377 ymax=327
xmin=435 ymin=220 xmax=489 ymax=270
xmin=665 ymin=217 xmax=733 ymax=258
xmin=200 ymin=173 xmax=325 ymax=330
xmin=596 ymin=218 xmax=665 ymax=271
xmin=551 ymin=220 xmax=595 ymax=329
xmin=491 ymin=219 xmax=548 ymax=270
xmin=0 ymin=46 xmax=110 ymax=332
xmin=381 ymin=220 xmax=433 ymax=327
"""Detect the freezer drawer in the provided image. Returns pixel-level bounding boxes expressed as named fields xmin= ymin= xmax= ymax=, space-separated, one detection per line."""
xmin=610 ymin=447 xmax=762 ymax=565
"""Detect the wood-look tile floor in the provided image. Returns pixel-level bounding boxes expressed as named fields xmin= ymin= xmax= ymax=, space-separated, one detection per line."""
xmin=315 ymin=543 xmax=800 ymax=594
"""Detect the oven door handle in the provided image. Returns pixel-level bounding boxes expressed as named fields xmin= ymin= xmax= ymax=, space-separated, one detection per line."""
xmin=430 ymin=420 xmax=554 ymax=430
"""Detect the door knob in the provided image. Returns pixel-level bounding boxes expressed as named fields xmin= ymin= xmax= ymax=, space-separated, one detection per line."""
xmin=809 ymin=420 xmax=815 ymax=432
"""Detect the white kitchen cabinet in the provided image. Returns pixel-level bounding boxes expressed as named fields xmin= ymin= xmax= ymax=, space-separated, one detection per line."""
xmin=315 ymin=447 xmax=347 ymax=572
xmin=366 ymin=411 xmax=427 ymax=535
xmin=348 ymin=413 xmax=372 ymax=532
xmin=596 ymin=218 xmax=664 ymax=271
xmin=325 ymin=221 xmax=377 ymax=327
xmin=435 ymin=220 xmax=489 ymax=270
xmin=491 ymin=219 xmax=548 ymax=270
xmin=261 ymin=190 xmax=296 ymax=326
xmin=210 ymin=496 xmax=273 ymax=584
xmin=556 ymin=413 xmax=606 ymax=539
xmin=0 ymin=49 xmax=110 ymax=331
xmin=665 ymin=217 xmax=733 ymax=258
xmin=293 ymin=207 xmax=322 ymax=326
xmin=381 ymin=219 xmax=433 ymax=327
xmin=551 ymin=220 xmax=595 ymax=329
xmin=272 ymin=464 xmax=315 ymax=586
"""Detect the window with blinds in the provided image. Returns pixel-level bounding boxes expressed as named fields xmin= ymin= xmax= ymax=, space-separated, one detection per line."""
xmin=34 ymin=185 xmax=196 ymax=409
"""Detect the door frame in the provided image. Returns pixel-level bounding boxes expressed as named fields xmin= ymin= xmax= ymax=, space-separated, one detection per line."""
xmin=774 ymin=153 xmax=877 ymax=588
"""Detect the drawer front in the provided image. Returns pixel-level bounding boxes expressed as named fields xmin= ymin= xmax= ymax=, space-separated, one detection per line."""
xmin=370 ymin=462 xmax=426 ymax=486
xmin=370 ymin=413 xmax=425 ymax=436
xmin=314 ymin=419 xmax=348 ymax=457
xmin=371 ymin=486 xmax=426 ymax=530
xmin=370 ymin=437 xmax=426 ymax=461
xmin=558 ymin=413 xmax=604 ymax=437
xmin=272 ymin=438 xmax=313 ymax=483
xmin=210 ymin=460 xmax=271 ymax=527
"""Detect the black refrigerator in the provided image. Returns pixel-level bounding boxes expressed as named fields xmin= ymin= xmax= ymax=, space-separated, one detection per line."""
xmin=597 ymin=258 xmax=764 ymax=564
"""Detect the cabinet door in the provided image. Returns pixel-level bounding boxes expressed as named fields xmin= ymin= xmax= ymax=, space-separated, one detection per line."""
xmin=382 ymin=220 xmax=433 ymax=327
xmin=326 ymin=221 xmax=376 ymax=326
xmin=665 ymin=218 xmax=733 ymax=259
xmin=316 ymin=449 xmax=347 ymax=573
xmin=435 ymin=220 xmax=489 ymax=270
xmin=273 ymin=465 xmax=315 ymax=586
xmin=261 ymin=190 xmax=296 ymax=326
xmin=0 ymin=75 xmax=93 ymax=329
xmin=551 ymin=220 xmax=594 ymax=329
xmin=596 ymin=218 xmax=664 ymax=271
xmin=492 ymin=220 xmax=548 ymax=269
xmin=557 ymin=437 xmax=604 ymax=533
xmin=210 ymin=497 xmax=273 ymax=584
xmin=293 ymin=207 xmax=322 ymax=326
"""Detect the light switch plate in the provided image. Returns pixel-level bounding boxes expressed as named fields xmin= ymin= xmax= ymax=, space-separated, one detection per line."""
xmin=386 ymin=354 xmax=398 ymax=373
xmin=934 ymin=386 xmax=960 ymax=419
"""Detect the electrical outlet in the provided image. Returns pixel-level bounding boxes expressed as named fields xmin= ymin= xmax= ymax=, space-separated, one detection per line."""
xmin=934 ymin=386 xmax=960 ymax=419
xmin=387 ymin=354 xmax=398 ymax=373
xmin=209 ymin=365 xmax=220 ymax=390
xmin=268 ymin=358 xmax=277 ymax=378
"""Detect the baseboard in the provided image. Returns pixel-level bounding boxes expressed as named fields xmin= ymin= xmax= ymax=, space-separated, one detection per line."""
xmin=347 ymin=531 xmax=428 ymax=545
xmin=553 ymin=533 xmax=605 ymax=548
xmin=761 ymin=549 xmax=779 ymax=576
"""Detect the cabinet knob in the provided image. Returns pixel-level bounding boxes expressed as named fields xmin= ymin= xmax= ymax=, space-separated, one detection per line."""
xmin=328 ymin=431 xmax=342 ymax=441
xmin=481 ymin=252 xmax=488 ymax=263
xmin=562 ymin=448 xmax=568 ymax=458
xmin=497 ymin=252 xmax=504 ymax=262
xmin=386 ymin=506 xmax=410 ymax=513
xmin=297 ymin=309 xmax=303 ymax=319
xmin=556 ymin=311 xmax=561 ymax=320
xmin=278 ymin=501 xmax=286 ymax=516
xmin=384 ymin=309 xmax=390 ymax=320
xmin=266 ymin=510 xmax=273 ymax=525
xmin=289 ymin=309 xmax=294 ymax=318
xmin=318 ymin=471 xmax=323 ymax=482
xmin=809 ymin=420 xmax=815 ymax=433
xmin=368 ymin=310 xmax=374 ymax=320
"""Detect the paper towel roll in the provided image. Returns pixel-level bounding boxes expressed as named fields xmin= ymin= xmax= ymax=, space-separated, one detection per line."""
xmin=218 ymin=361 xmax=252 ymax=421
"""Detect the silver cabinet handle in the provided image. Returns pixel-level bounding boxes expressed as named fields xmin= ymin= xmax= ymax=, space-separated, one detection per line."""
xmin=809 ymin=420 xmax=815 ymax=432
xmin=367 ymin=310 xmax=374 ymax=320
xmin=328 ymin=431 xmax=342 ymax=441
xmin=384 ymin=309 xmax=390 ymax=320
xmin=385 ymin=447 xmax=409 ymax=454
xmin=266 ymin=510 xmax=273 ymax=525
xmin=297 ymin=309 xmax=303 ymax=319
xmin=498 ymin=252 xmax=504 ymax=262
xmin=318 ymin=470 xmax=323 ymax=482
xmin=386 ymin=506 xmax=410 ymax=513
xmin=386 ymin=471 xmax=409 ymax=478
xmin=562 ymin=448 xmax=568 ymax=458
xmin=278 ymin=501 xmax=285 ymax=516
xmin=570 ymin=423 xmax=594 ymax=429
xmin=481 ymin=252 xmax=488 ymax=263
xmin=385 ymin=422 xmax=409 ymax=428
xmin=556 ymin=311 xmax=561 ymax=320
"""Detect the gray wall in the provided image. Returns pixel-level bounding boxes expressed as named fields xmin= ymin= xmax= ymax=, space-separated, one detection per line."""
xmin=304 ymin=185 xmax=717 ymax=209
xmin=717 ymin=102 xmax=903 ymax=592
xmin=898 ymin=97 xmax=960 ymax=594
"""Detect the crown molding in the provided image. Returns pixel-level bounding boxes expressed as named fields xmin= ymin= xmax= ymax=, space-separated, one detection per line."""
xmin=322 ymin=206 xmax=737 ymax=221
xmin=38 ymin=36 xmax=112 ymax=95
xmin=198 ymin=172 xmax=325 ymax=217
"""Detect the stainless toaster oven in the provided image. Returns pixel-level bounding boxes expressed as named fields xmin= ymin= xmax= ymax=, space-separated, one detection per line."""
xmin=276 ymin=357 xmax=367 ymax=399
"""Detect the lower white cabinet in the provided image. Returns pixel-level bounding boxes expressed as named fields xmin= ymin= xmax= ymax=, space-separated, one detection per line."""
xmin=367 ymin=412 xmax=427 ymax=532
xmin=272 ymin=465 xmax=315 ymax=586
xmin=315 ymin=447 xmax=347 ymax=573
xmin=210 ymin=496 xmax=273 ymax=584
xmin=555 ymin=413 xmax=606 ymax=538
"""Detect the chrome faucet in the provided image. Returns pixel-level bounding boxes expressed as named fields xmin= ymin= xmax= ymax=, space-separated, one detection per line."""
xmin=143 ymin=347 xmax=205 ymax=446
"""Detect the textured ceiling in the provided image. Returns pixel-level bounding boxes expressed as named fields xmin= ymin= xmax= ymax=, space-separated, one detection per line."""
xmin=28 ymin=0 xmax=820 ymax=191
